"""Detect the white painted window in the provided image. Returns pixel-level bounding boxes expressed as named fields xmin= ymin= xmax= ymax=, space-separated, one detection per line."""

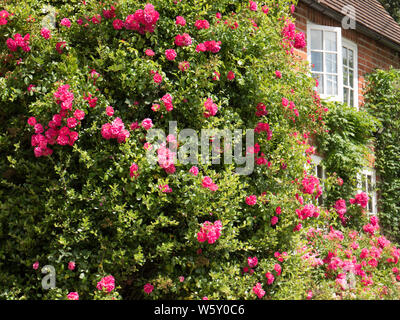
xmin=357 ymin=168 xmax=377 ymax=215
xmin=342 ymin=39 xmax=358 ymax=109
xmin=307 ymin=23 xmax=343 ymax=102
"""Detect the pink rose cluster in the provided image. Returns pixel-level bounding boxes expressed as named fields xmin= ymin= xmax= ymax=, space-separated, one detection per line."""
xmin=96 ymin=275 xmax=115 ymax=293
xmin=176 ymin=16 xmax=186 ymax=26
xmin=203 ymin=98 xmax=218 ymax=118
xmin=197 ymin=220 xmax=222 ymax=244
xmin=159 ymin=184 xmax=172 ymax=193
xmin=301 ymin=175 xmax=322 ymax=199
xmin=363 ymin=215 xmax=380 ymax=236
xmin=157 ymin=143 xmax=177 ymax=174
xmin=28 ymin=84 xmax=83 ymax=157
xmin=247 ymin=256 xmax=258 ymax=268
xmin=0 ymin=10 xmax=10 ymax=25
xmin=60 ymin=18 xmax=71 ymax=28
xmin=130 ymin=163 xmax=139 ymax=179
xmin=194 ymin=19 xmax=210 ymax=30
xmin=252 ymin=283 xmax=265 ymax=299
xmin=349 ymin=192 xmax=369 ymax=209
xmin=83 ymin=93 xmax=98 ymax=108
xmin=281 ymin=20 xmax=306 ymax=51
xmin=150 ymin=70 xmax=162 ymax=84
xmin=296 ymin=204 xmax=319 ymax=220
xmin=124 ymin=3 xmax=160 ymax=34
xmin=195 ymin=40 xmax=222 ymax=53
xmin=101 ymin=117 xmax=130 ymax=143
xmin=40 ymin=28 xmax=51 ymax=39
xmin=254 ymin=122 xmax=272 ymax=140
xmin=202 ymin=176 xmax=218 ymax=191
xmin=255 ymin=103 xmax=268 ymax=117
xmin=246 ymin=195 xmax=257 ymax=206
xmin=175 ymin=33 xmax=192 ymax=47
xmin=161 ymin=93 xmax=174 ymax=111
xmin=334 ymin=199 xmax=347 ymax=224
xmin=103 ymin=6 xmax=116 ymax=19
xmin=6 ymin=33 xmax=31 ymax=52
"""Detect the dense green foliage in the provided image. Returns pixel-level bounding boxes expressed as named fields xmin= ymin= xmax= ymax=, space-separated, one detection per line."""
xmin=316 ymin=101 xmax=378 ymax=207
xmin=1 ymin=0 xmax=400 ymax=300
xmin=364 ymin=68 xmax=400 ymax=241
xmin=379 ymin=0 xmax=400 ymax=23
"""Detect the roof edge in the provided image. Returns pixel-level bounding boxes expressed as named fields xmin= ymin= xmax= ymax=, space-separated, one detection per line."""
xmin=300 ymin=0 xmax=400 ymax=53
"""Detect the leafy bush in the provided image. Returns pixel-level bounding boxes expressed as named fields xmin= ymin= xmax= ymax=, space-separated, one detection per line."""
xmin=1 ymin=0 xmax=399 ymax=300
xmin=364 ymin=68 xmax=400 ymax=241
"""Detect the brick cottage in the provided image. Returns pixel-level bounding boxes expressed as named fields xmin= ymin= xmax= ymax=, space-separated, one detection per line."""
xmin=292 ymin=0 xmax=400 ymax=214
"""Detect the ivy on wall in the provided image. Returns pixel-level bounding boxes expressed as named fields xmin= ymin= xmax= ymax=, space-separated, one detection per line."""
xmin=315 ymin=101 xmax=378 ymax=208
xmin=364 ymin=68 xmax=400 ymax=240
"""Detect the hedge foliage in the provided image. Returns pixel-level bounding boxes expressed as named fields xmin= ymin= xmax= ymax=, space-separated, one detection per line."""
xmin=1 ymin=0 xmax=400 ymax=300
xmin=364 ymin=68 xmax=400 ymax=241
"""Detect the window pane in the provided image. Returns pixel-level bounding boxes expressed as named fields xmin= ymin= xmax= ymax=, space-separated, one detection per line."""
xmin=349 ymin=70 xmax=354 ymax=88
xmin=326 ymin=53 xmax=337 ymax=73
xmin=348 ymin=49 xmax=354 ymax=68
xmin=312 ymin=73 xmax=324 ymax=93
xmin=367 ymin=175 xmax=372 ymax=192
xmin=344 ymin=87 xmax=349 ymax=104
xmin=311 ymin=30 xmax=323 ymax=50
xmin=317 ymin=165 xmax=324 ymax=179
xmin=343 ymin=47 xmax=348 ymax=66
xmin=325 ymin=31 xmax=337 ymax=51
xmin=311 ymin=51 xmax=323 ymax=72
xmin=343 ymin=67 xmax=349 ymax=86
xmin=326 ymin=75 xmax=338 ymax=95
xmin=362 ymin=175 xmax=367 ymax=193
xmin=350 ymin=89 xmax=354 ymax=107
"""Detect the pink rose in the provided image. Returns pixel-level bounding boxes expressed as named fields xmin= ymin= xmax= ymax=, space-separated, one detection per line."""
xmin=246 ymin=195 xmax=257 ymax=206
xmin=144 ymin=283 xmax=154 ymax=294
xmin=60 ymin=18 xmax=71 ymax=28
xmin=247 ymin=256 xmax=258 ymax=268
xmin=74 ymin=109 xmax=85 ymax=121
xmin=141 ymin=118 xmax=153 ymax=130
xmin=145 ymin=49 xmax=155 ymax=56
xmin=165 ymin=49 xmax=177 ymax=61
xmin=67 ymin=292 xmax=79 ymax=300
xmin=227 ymin=71 xmax=235 ymax=80
xmin=176 ymin=16 xmax=186 ymax=26
xmin=27 ymin=117 xmax=37 ymax=126
xmin=189 ymin=166 xmax=199 ymax=176
xmin=33 ymin=261 xmax=39 ymax=270
xmin=249 ymin=1 xmax=258 ymax=11
xmin=68 ymin=261 xmax=76 ymax=271
xmin=106 ymin=106 xmax=114 ymax=117
xmin=265 ymin=272 xmax=274 ymax=285
xmin=41 ymin=28 xmax=51 ymax=39
xmin=112 ymin=19 xmax=124 ymax=30
xmin=96 ymin=275 xmax=115 ymax=292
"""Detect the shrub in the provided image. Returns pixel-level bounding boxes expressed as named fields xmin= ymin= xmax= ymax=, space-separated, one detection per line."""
xmin=1 ymin=0 xmax=399 ymax=300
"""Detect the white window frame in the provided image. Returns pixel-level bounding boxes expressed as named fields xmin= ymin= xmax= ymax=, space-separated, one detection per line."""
xmin=307 ymin=22 xmax=343 ymax=103
xmin=342 ymin=38 xmax=359 ymax=110
xmin=357 ymin=168 xmax=377 ymax=215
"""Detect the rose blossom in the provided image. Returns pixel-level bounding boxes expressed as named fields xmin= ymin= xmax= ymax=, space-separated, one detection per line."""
xmin=67 ymin=292 xmax=79 ymax=300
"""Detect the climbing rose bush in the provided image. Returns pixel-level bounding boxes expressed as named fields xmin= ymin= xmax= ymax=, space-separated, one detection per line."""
xmin=0 ymin=0 xmax=399 ymax=300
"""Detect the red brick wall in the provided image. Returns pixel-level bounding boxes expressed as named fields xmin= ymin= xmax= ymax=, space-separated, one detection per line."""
xmin=293 ymin=0 xmax=400 ymax=107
